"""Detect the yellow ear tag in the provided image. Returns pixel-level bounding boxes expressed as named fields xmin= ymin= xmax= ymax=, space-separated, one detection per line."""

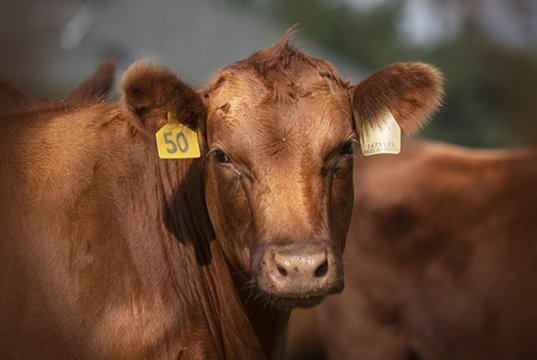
xmin=156 ymin=112 xmax=201 ymax=159
xmin=360 ymin=111 xmax=401 ymax=156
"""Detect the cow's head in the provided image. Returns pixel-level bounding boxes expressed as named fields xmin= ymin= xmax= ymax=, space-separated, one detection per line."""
xmin=201 ymin=33 xmax=443 ymax=309
xmin=120 ymin=33 xmax=443 ymax=310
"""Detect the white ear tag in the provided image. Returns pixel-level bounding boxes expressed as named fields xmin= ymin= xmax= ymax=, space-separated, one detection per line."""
xmin=360 ymin=111 xmax=401 ymax=156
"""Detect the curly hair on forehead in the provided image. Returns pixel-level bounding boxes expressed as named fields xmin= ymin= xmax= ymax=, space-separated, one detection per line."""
xmin=245 ymin=27 xmax=348 ymax=90
xmin=202 ymin=27 xmax=351 ymax=102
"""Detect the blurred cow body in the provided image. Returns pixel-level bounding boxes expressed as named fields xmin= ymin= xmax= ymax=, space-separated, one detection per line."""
xmin=286 ymin=140 xmax=537 ymax=360
xmin=0 ymin=61 xmax=115 ymax=111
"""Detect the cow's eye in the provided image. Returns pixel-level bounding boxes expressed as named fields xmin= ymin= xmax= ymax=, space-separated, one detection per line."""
xmin=214 ymin=149 xmax=231 ymax=164
xmin=339 ymin=140 xmax=356 ymax=156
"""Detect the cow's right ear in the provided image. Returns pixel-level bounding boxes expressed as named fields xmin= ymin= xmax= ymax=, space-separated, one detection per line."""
xmin=351 ymin=62 xmax=443 ymax=156
xmin=121 ymin=60 xmax=206 ymax=133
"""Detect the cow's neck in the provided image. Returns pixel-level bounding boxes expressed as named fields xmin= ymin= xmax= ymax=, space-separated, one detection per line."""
xmin=232 ymin=271 xmax=292 ymax=359
xmin=144 ymin=152 xmax=288 ymax=359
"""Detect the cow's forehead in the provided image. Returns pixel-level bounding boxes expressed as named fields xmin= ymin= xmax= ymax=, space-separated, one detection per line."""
xmin=204 ymin=66 xmax=353 ymax=132
xmin=201 ymin=40 xmax=356 ymax=162
xmin=204 ymin=59 xmax=349 ymax=104
xmin=204 ymin=73 xmax=354 ymax=167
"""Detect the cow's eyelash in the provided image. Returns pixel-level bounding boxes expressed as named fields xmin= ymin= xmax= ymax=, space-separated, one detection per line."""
xmin=207 ymin=148 xmax=242 ymax=176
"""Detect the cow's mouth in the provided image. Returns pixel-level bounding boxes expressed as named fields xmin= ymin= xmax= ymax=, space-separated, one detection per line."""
xmin=275 ymin=293 xmax=333 ymax=309
xmin=287 ymin=295 xmax=326 ymax=309
xmin=253 ymin=282 xmax=344 ymax=310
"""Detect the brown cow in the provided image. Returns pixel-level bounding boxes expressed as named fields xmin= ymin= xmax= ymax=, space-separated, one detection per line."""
xmin=0 ymin=33 xmax=442 ymax=359
xmin=0 ymin=60 xmax=116 ymax=111
xmin=285 ymin=140 xmax=537 ymax=360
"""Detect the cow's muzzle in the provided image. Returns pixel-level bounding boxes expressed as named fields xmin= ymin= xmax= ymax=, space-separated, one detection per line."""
xmin=254 ymin=243 xmax=343 ymax=308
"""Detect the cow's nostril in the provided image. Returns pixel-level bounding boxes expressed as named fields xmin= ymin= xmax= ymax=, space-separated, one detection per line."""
xmin=314 ymin=260 xmax=328 ymax=278
xmin=277 ymin=265 xmax=288 ymax=276
xmin=258 ymin=244 xmax=343 ymax=300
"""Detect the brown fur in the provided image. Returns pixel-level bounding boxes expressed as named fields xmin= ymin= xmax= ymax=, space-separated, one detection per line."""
xmin=353 ymin=63 xmax=443 ymax=135
xmin=0 ymin=32 xmax=442 ymax=359
xmin=121 ymin=60 xmax=205 ymax=134
xmin=285 ymin=140 xmax=537 ymax=360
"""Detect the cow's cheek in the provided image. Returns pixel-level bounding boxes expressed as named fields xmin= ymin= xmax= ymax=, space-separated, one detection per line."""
xmin=205 ymin=168 xmax=252 ymax=275
xmin=330 ymin=166 xmax=355 ymax=252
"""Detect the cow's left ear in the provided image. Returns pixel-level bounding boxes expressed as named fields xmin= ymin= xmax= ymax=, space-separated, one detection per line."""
xmin=352 ymin=62 xmax=443 ymax=137
xmin=121 ymin=60 xmax=206 ymax=133
xmin=64 ymin=60 xmax=116 ymax=103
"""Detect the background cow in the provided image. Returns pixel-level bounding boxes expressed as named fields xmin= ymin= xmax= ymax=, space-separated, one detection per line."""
xmin=0 ymin=60 xmax=115 ymax=111
xmin=0 ymin=33 xmax=442 ymax=359
xmin=285 ymin=140 xmax=537 ymax=360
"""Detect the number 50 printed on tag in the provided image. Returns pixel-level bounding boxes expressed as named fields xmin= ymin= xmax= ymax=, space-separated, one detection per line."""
xmin=156 ymin=122 xmax=201 ymax=159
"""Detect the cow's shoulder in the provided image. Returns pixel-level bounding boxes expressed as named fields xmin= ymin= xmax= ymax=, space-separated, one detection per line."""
xmin=0 ymin=102 xmax=122 ymax=210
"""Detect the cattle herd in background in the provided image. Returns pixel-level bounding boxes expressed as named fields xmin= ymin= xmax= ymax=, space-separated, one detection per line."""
xmin=0 ymin=31 xmax=535 ymax=359
xmin=285 ymin=141 xmax=537 ymax=360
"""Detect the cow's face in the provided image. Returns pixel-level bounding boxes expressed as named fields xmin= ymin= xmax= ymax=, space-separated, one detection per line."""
xmin=201 ymin=37 xmax=443 ymax=309
xmin=203 ymin=57 xmax=356 ymax=309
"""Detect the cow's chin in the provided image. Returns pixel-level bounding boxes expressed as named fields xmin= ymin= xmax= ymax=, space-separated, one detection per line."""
xmin=254 ymin=283 xmax=344 ymax=311
xmin=271 ymin=294 xmax=326 ymax=310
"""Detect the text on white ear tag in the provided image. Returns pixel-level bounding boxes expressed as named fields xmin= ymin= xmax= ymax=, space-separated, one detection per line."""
xmin=360 ymin=111 xmax=401 ymax=156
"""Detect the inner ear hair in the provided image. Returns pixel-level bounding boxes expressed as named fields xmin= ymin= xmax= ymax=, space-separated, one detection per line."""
xmin=121 ymin=60 xmax=206 ymax=132
xmin=352 ymin=62 xmax=444 ymax=136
